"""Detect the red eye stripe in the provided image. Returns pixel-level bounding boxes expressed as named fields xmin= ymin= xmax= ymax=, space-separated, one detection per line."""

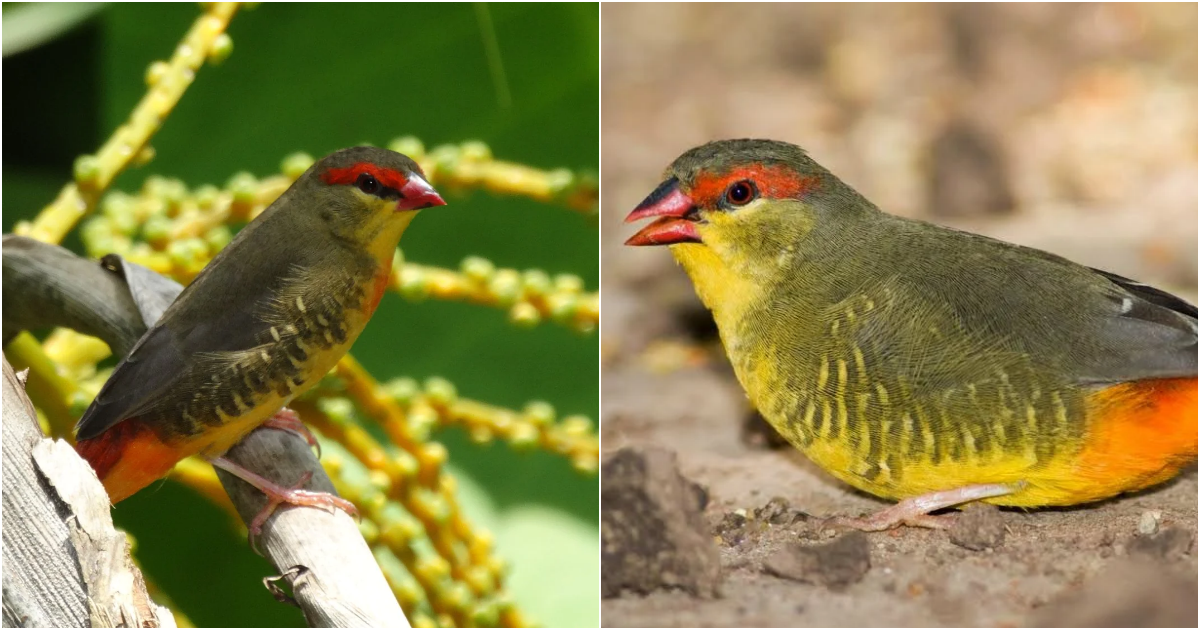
xmin=321 ymin=162 xmax=409 ymax=191
xmin=689 ymin=164 xmax=818 ymax=208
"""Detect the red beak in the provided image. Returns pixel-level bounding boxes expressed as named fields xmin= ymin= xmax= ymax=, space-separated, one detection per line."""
xmin=624 ymin=177 xmax=702 ymax=246
xmin=397 ymin=175 xmax=447 ymax=211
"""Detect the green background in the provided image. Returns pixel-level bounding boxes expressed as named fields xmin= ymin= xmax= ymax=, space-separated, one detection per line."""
xmin=3 ymin=3 xmax=599 ymax=627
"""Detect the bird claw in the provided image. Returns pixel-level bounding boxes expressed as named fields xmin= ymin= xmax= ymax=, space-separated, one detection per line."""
xmin=827 ymin=510 xmax=955 ymax=532
xmin=209 ymin=456 xmax=357 ymax=555
xmin=245 ymin=470 xmax=359 ymax=554
xmin=825 ymin=483 xmax=1016 ymax=532
xmin=261 ymin=407 xmax=322 ymax=459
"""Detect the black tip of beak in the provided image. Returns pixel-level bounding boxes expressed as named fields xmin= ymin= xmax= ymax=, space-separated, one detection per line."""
xmin=627 ymin=177 xmax=682 ymax=222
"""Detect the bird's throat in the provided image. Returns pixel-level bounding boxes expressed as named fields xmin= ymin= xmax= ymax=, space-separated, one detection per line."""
xmin=669 ymin=242 xmax=764 ymax=331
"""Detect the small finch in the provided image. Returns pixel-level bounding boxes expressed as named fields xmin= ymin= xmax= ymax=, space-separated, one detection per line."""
xmin=75 ymin=146 xmax=445 ymax=531
xmin=625 ymin=139 xmax=1197 ymax=530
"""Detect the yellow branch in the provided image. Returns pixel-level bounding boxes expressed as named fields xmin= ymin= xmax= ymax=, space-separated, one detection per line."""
xmin=396 ymin=258 xmax=598 ymax=333
xmin=5 ymin=333 xmax=81 ymax=438
xmin=385 ymin=377 xmax=598 ymax=473
xmin=392 ymin=138 xmax=597 ymax=216
xmin=20 ymin=3 xmax=239 ymax=245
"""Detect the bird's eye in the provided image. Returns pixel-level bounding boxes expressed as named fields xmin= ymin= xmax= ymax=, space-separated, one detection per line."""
xmin=356 ymin=173 xmax=380 ymax=195
xmin=725 ymin=180 xmax=756 ymax=206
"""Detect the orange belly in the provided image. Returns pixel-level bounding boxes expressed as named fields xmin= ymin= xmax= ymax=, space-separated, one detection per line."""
xmin=75 ymin=418 xmax=182 ymax=503
xmin=1063 ymin=376 xmax=1198 ymax=503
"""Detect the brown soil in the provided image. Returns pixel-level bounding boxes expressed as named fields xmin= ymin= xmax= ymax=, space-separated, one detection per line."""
xmin=600 ymin=4 xmax=1198 ymax=627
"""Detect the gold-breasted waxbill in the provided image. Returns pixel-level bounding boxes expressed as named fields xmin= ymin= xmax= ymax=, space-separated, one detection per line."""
xmin=626 ymin=139 xmax=1197 ymax=529
xmin=76 ymin=146 xmax=446 ymax=515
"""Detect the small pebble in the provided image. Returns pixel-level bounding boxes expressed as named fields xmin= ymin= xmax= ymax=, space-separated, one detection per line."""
xmin=1137 ymin=510 xmax=1162 ymax=535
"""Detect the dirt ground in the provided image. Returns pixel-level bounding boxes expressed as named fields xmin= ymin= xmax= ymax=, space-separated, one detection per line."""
xmin=600 ymin=4 xmax=1197 ymax=627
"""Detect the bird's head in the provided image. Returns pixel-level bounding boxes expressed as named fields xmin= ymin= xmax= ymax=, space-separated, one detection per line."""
xmin=298 ymin=146 xmax=446 ymax=246
xmin=624 ymin=139 xmax=875 ymax=311
xmin=625 ymin=138 xmax=869 ymax=250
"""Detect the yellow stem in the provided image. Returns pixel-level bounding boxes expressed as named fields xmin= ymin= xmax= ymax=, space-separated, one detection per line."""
xmin=5 ymin=332 xmax=79 ymax=438
xmin=21 ymin=3 xmax=240 ymax=245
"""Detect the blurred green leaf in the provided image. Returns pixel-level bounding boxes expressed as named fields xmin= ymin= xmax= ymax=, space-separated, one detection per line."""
xmin=2 ymin=2 xmax=105 ymax=57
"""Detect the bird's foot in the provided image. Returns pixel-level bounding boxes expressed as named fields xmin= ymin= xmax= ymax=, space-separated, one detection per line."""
xmin=827 ymin=483 xmax=1015 ymax=532
xmin=209 ymin=456 xmax=358 ymax=553
xmin=261 ymin=407 xmax=321 ymax=458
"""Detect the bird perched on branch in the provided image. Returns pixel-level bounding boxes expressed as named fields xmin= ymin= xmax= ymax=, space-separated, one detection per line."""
xmin=625 ymin=139 xmax=1197 ymax=530
xmin=76 ymin=146 xmax=446 ymax=531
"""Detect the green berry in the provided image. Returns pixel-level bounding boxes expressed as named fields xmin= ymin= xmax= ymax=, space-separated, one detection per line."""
xmin=440 ymin=582 xmax=471 ymax=613
xmin=546 ymin=168 xmax=575 ymax=197
xmin=204 ymin=225 xmax=232 ymax=252
xmin=193 ymin=184 xmax=221 ymax=209
xmin=546 ymin=293 xmax=578 ymax=324
xmin=469 ymin=425 xmax=493 ymax=444
xmin=317 ymin=397 xmax=355 ymax=423
xmin=145 ymin=61 xmax=170 ymax=86
xmin=166 ymin=238 xmax=208 ymax=269
xmin=393 ymin=576 xmax=424 ymax=608
xmin=388 ymin=136 xmax=425 ymax=158
xmin=208 ymin=33 xmax=233 ymax=65
xmin=73 ymin=155 xmax=100 ymax=185
xmin=407 ymin=404 xmax=438 ymax=442
xmin=430 ymin=144 xmax=459 ymax=173
xmin=524 ymin=401 xmax=555 ymax=426
xmin=281 ymin=152 xmax=314 ymax=180
xmin=471 ymin=601 xmax=500 ymax=627
xmin=357 ymin=519 xmax=379 ymax=544
xmin=423 ymin=377 xmax=457 ymax=406
xmin=382 ymin=377 xmax=420 ymax=405
xmin=391 ymin=451 xmax=419 ymax=479
xmin=561 ymin=414 xmax=593 ymax=435
xmin=554 ymin=273 xmax=584 ymax=293
xmin=508 ymin=422 xmax=540 ymax=451
xmin=572 ymin=455 xmax=599 ymax=475
xmin=141 ymin=214 xmax=173 ymax=245
xmin=460 ymin=256 xmax=495 ymax=282
xmin=227 ymin=172 xmax=258 ymax=204
xmin=460 ymin=140 xmax=492 ymax=162
xmin=521 ymin=269 xmax=552 ymax=295
xmin=488 ymin=269 xmax=523 ymax=306
xmin=398 ymin=266 xmax=429 ymax=301
xmin=508 ymin=302 xmax=540 ymax=327
xmin=160 ymin=178 xmax=189 ymax=209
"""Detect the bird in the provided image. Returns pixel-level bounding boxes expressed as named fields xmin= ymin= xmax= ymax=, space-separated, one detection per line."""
xmin=75 ymin=146 xmax=446 ymax=531
xmin=624 ymin=138 xmax=1197 ymax=530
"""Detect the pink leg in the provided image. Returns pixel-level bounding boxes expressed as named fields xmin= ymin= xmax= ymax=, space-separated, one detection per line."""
xmin=210 ymin=456 xmax=357 ymax=552
xmin=830 ymin=483 xmax=1015 ymax=532
xmin=261 ymin=407 xmax=321 ymax=458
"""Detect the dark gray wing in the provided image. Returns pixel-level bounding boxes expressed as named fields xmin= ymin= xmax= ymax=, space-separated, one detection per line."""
xmin=74 ymin=205 xmax=321 ymax=441
xmin=1076 ymin=267 xmax=1198 ymax=384
xmin=73 ymin=303 xmax=271 ymax=440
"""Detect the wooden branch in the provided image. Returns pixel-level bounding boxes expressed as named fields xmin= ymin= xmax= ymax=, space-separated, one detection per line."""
xmin=218 ymin=430 xmax=409 ymax=627
xmin=1 ymin=235 xmax=145 ymax=356
xmin=1 ymin=235 xmax=407 ymax=627
xmin=3 ymin=360 xmax=175 ymax=628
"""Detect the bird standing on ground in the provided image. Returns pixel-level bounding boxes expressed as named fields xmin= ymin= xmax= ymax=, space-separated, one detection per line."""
xmin=625 ymin=139 xmax=1197 ymax=530
xmin=75 ymin=146 xmax=446 ymax=532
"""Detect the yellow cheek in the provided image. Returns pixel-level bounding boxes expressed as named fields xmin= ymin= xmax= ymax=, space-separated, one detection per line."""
xmin=348 ymin=194 xmax=417 ymax=263
xmin=668 ymin=219 xmax=763 ymax=330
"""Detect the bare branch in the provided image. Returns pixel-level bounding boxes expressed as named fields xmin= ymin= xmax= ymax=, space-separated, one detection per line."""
xmin=3 ymin=359 xmax=175 ymax=628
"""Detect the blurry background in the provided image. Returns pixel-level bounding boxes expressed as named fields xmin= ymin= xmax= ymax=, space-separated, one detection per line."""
xmin=4 ymin=3 xmax=598 ymax=627
xmin=604 ymin=3 xmax=1196 ymax=312
xmin=601 ymin=3 xmax=1196 ymax=627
